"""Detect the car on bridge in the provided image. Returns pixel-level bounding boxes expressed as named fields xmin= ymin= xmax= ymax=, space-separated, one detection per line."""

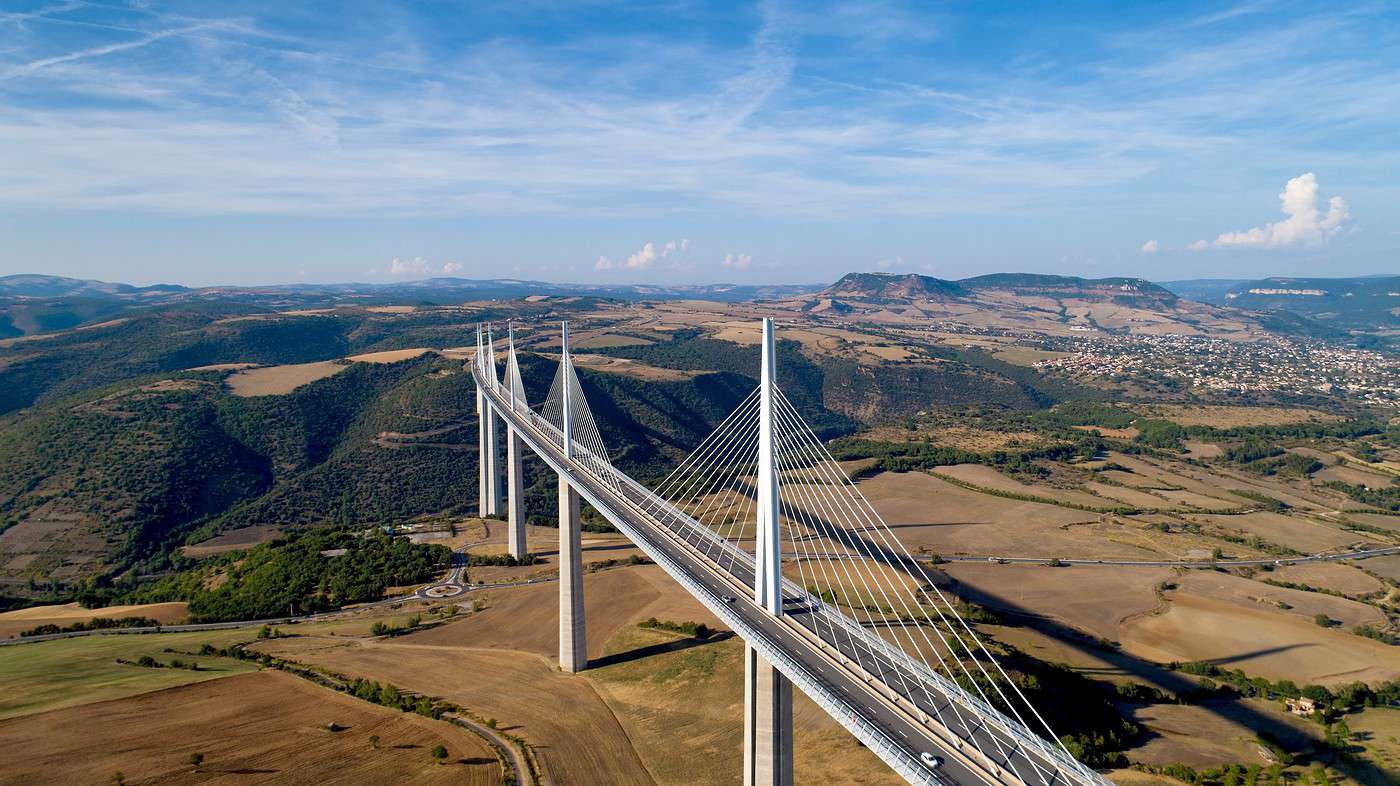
xmin=920 ymin=752 xmax=944 ymax=769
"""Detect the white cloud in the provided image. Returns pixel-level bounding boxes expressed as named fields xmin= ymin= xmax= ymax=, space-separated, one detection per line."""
xmin=442 ymin=261 xmax=463 ymax=274
xmin=1188 ymin=239 xmax=1209 ymax=251
xmin=1140 ymin=240 xmax=1158 ymax=253
xmin=721 ymin=252 xmax=753 ymax=269
xmin=875 ymin=255 xmax=904 ymax=269
xmin=389 ymin=256 xmax=430 ymax=275
xmin=1211 ymin=173 xmax=1349 ymax=249
xmin=596 ymin=240 xmax=689 ymax=271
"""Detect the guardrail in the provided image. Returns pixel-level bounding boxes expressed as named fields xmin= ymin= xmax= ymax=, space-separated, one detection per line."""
xmin=474 ymin=364 xmax=1107 ymax=786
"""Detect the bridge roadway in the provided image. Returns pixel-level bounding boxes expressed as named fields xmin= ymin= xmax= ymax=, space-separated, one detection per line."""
xmin=478 ymin=375 xmax=1102 ymax=786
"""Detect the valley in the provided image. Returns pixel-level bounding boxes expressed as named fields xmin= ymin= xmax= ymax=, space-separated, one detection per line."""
xmin=1 ymin=271 xmax=1398 ymax=785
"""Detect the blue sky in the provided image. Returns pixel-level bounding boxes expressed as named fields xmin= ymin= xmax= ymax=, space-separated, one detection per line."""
xmin=0 ymin=0 xmax=1396 ymax=286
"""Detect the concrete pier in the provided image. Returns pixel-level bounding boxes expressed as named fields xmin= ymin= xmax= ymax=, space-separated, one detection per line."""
xmin=744 ymin=645 xmax=793 ymax=786
xmin=506 ymin=427 xmax=526 ymax=558
xmin=558 ymin=474 xmax=586 ymax=672
xmin=481 ymin=397 xmax=504 ymax=515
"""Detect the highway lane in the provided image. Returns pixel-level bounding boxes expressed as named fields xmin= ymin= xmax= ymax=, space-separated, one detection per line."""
xmin=483 ymin=378 xmax=1097 ymax=786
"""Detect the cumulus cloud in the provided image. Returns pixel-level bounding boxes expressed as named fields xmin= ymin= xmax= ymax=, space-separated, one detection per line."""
xmin=721 ymin=252 xmax=753 ymax=269
xmin=389 ymin=256 xmax=430 ymax=275
xmin=595 ymin=239 xmax=689 ymax=271
xmin=1188 ymin=239 xmax=1209 ymax=251
xmin=1210 ymin=173 xmax=1349 ymax=249
xmin=1140 ymin=240 xmax=1158 ymax=253
xmin=442 ymin=261 xmax=463 ymax=274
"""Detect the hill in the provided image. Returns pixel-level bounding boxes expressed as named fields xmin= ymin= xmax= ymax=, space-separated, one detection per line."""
xmin=823 ymin=272 xmax=966 ymax=301
xmin=1224 ymin=276 xmax=1399 ymax=330
xmin=960 ymin=273 xmax=1178 ymax=305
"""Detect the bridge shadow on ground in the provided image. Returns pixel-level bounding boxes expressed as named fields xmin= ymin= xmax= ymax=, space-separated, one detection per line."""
xmin=590 ymin=631 xmax=736 ymax=669
xmin=759 ymin=478 xmax=1329 ymax=763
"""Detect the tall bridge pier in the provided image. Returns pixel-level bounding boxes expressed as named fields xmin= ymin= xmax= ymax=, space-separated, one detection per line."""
xmin=745 ymin=317 xmax=793 ymax=786
xmin=477 ymin=326 xmax=502 ymax=518
xmin=558 ymin=321 xmax=587 ymax=672
xmin=505 ymin=326 xmax=527 ymax=559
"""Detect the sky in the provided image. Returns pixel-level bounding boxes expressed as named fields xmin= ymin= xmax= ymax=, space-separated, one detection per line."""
xmin=0 ymin=0 xmax=1397 ymax=287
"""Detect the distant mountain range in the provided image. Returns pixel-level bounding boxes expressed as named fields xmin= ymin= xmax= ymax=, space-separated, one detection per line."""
xmin=1160 ymin=275 xmax=1398 ymax=347
xmin=821 ymin=271 xmax=1178 ymax=305
xmin=0 ymin=274 xmax=822 ymax=338
xmin=3 ymin=271 xmax=1395 ymax=348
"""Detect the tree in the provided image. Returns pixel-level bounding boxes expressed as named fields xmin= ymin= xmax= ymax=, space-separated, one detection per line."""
xmin=431 ymin=745 xmax=448 ymax=764
xmin=369 ymin=734 xmax=380 ymax=749
xmin=1313 ymin=613 xmax=1334 ymax=628
xmin=189 ymin=752 xmax=205 ymax=769
xmin=379 ymin=683 xmax=401 ymax=707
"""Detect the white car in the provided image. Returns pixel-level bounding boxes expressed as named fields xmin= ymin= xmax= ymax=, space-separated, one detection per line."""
xmin=920 ymin=752 xmax=943 ymax=769
xmin=720 ymin=595 xmax=736 ymax=603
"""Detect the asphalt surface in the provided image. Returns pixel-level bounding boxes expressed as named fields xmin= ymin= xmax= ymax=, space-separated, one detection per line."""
xmin=481 ymin=377 xmax=1094 ymax=786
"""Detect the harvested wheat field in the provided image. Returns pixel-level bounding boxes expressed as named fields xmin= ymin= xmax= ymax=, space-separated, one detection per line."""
xmin=1195 ymin=511 xmax=1362 ymax=554
xmin=1120 ymin=591 xmax=1400 ymax=686
xmin=934 ymin=464 xmax=1109 ymax=509
xmin=1363 ymin=555 xmax=1400 ymax=582
xmin=0 ymin=600 xmax=187 ymax=639
xmin=589 ymin=626 xmax=901 ymax=786
xmin=252 ymin=634 xmax=653 ymax=785
xmin=1133 ymin=404 xmax=1340 ymax=428
xmin=412 ymin=565 xmax=720 ymax=659
xmin=940 ymin=563 xmax=1172 ymax=642
xmin=346 ymin=347 xmax=435 ymax=363
xmin=1125 ymin=702 xmax=1276 ymax=768
xmin=855 ymin=471 xmax=1165 ymax=560
xmin=0 ymin=670 xmax=499 ymax=786
xmin=226 ymin=360 xmax=346 ymax=396
xmin=1173 ymin=570 xmax=1386 ymax=628
xmin=1267 ymin=561 xmax=1387 ymax=597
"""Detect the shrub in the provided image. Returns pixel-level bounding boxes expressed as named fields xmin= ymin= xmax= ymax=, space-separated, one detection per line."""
xmin=430 ymin=745 xmax=448 ymax=763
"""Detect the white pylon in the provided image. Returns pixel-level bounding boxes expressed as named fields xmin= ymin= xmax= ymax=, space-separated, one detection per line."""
xmin=754 ymin=317 xmax=781 ymax=616
xmin=561 ymin=320 xmax=573 ymax=460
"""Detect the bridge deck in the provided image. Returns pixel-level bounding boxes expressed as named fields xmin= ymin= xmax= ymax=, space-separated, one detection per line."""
xmin=476 ymin=368 xmax=1107 ymax=786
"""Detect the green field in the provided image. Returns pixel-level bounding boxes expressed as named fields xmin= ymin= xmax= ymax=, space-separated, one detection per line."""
xmin=0 ymin=629 xmax=258 ymax=719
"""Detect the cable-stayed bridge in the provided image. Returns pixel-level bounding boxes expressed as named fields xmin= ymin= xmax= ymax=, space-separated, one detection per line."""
xmin=472 ymin=319 xmax=1112 ymax=786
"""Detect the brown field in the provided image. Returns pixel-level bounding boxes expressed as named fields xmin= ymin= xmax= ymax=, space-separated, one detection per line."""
xmin=862 ymin=425 xmax=1052 ymax=452
xmin=552 ymin=352 xmax=698 ymax=381
xmin=1083 ymin=481 xmax=1169 ymax=508
xmin=0 ymin=600 xmax=187 ymax=639
xmin=856 ymin=471 xmax=1184 ymax=561
xmin=934 ymin=464 xmax=1110 ymax=509
xmin=181 ymin=523 xmax=283 ymax=558
xmin=1133 ymin=404 xmax=1341 ymax=428
xmin=1347 ymin=706 xmax=1400 ymax=780
xmin=1363 ymin=555 xmax=1400 ymax=582
xmin=1195 ymin=511 xmax=1363 ymax=554
xmin=252 ymin=634 xmax=653 ymax=785
xmin=226 ymin=360 xmax=347 ymax=396
xmin=1345 ymin=513 xmax=1400 ymax=533
xmin=1120 ymin=590 xmax=1400 ymax=686
xmin=573 ymin=332 xmax=655 ymax=349
xmin=346 ymin=347 xmax=434 ymax=363
xmin=1267 ymin=561 xmax=1387 ymax=597
xmin=256 ymin=566 xmax=721 ymax=785
xmin=0 ymin=670 xmax=499 ymax=786
xmin=589 ymin=626 xmax=902 ymax=786
xmin=1315 ymin=463 xmax=1397 ymax=488
xmin=941 ymin=563 xmax=1172 ymax=641
xmin=991 ymin=346 xmax=1071 ymax=366
xmin=1172 ymin=570 xmax=1386 ymax=629
xmin=1125 ymin=701 xmax=1281 ymax=768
